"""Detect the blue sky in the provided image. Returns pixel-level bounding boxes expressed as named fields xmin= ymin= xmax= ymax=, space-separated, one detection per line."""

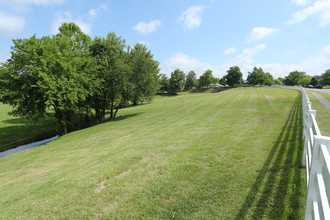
xmin=0 ymin=0 xmax=330 ymax=79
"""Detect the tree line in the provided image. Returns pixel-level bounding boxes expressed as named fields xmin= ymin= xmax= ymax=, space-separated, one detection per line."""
xmin=274 ymin=70 xmax=330 ymax=86
xmin=158 ymin=66 xmax=276 ymax=93
xmin=0 ymin=23 xmax=159 ymax=134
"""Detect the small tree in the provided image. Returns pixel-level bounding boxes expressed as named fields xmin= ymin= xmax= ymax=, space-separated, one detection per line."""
xmin=226 ymin=66 xmax=242 ymax=86
xmin=219 ymin=76 xmax=227 ymax=85
xmin=199 ymin=69 xmax=214 ymax=88
xmin=275 ymin=77 xmax=284 ymax=85
xmin=283 ymin=71 xmax=306 ymax=85
xmin=159 ymin=74 xmax=169 ymax=92
xmin=321 ymin=69 xmax=330 ymax=85
xmin=247 ymin=67 xmax=273 ymax=86
xmin=310 ymin=77 xmax=318 ymax=86
xmin=185 ymin=71 xmax=197 ymax=89
xmin=298 ymin=77 xmax=311 ymax=86
xmin=169 ymin=69 xmax=186 ymax=93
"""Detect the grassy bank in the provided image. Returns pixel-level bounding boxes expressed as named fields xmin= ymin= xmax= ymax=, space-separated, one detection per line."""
xmin=0 ymin=88 xmax=306 ymax=219
xmin=307 ymin=91 xmax=330 ymax=136
xmin=0 ymin=103 xmax=58 ymax=152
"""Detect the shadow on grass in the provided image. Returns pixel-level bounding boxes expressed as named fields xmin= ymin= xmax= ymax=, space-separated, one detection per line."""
xmin=235 ymin=93 xmax=305 ymax=219
xmin=188 ymin=87 xmax=235 ymax=93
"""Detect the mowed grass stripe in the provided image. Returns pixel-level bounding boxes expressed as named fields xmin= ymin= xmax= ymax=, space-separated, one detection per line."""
xmin=0 ymin=88 xmax=306 ymax=219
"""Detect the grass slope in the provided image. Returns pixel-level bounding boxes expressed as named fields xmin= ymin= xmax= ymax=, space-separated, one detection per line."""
xmin=0 ymin=103 xmax=57 ymax=152
xmin=0 ymin=88 xmax=306 ymax=219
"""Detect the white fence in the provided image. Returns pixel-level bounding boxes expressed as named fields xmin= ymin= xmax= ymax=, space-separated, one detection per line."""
xmin=301 ymin=88 xmax=330 ymax=220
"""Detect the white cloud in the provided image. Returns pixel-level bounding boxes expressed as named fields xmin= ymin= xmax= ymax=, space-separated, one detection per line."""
xmin=163 ymin=44 xmax=330 ymax=80
xmin=0 ymin=0 xmax=63 ymax=5
xmin=291 ymin=0 xmax=309 ymax=6
xmin=179 ymin=5 xmax=205 ymax=31
xmin=288 ymin=0 xmax=330 ymax=25
xmin=163 ymin=52 xmax=225 ymax=77
xmin=223 ymin=47 xmax=236 ymax=55
xmin=51 ymin=11 xmax=91 ymax=35
xmin=51 ymin=4 xmax=107 ymax=35
xmin=163 ymin=45 xmax=267 ymax=78
xmin=0 ymin=0 xmax=63 ymax=11
xmin=132 ymin=20 xmax=161 ymax=35
xmin=254 ymin=45 xmax=330 ymax=78
xmin=233 ymin=44 xmax=267 ymax=65
xmin=0 ymin=11 xmax=25 ymax=36
xmin=88 ymin=4 xmax=107 ymax=20
xmin=320 ymin=11 xmax=330 ymax=26
xmin=246 ymin=27 xmax=279 ymax=43
xmin=138 ymin=41 xmax=150 ymax=47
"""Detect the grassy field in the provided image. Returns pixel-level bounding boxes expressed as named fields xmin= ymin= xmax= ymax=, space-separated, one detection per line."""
xmin=307 ymin=91 xmax=330 ymax=136
xmin=0 ymin=87 xmax=306 ymax=219
xmin=0 ymin=103 xmax=58 ymax=152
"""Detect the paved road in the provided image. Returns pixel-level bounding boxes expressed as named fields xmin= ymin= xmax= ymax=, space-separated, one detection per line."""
xmin=309 ymin=91 xmax=330 ymax=111
xmin=307 ymin=89 xmax=330 ymax=95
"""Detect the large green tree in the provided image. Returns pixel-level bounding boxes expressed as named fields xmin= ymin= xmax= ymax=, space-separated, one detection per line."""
xmin=226 ymin=66 xmax=242 ymax=86
xmin=185 ymin=70 xmax=197 ymax=89
xmin=128 ymin=43 xmax=159 ymax=105
xmin=247 ymin=67 xmax=273 ymax=86
xmin=0 ymin=23 xmax=95 ymax=134
xmin=90 ymin=32 xmax=129 ymax=122
xmin=169 ymin=69 xmax=186 ymax=93
xmin=283 ymin=71 xmax=306 ymax=86
xmin=321 ymin=69 xmax=330 ymax=85
xmin=199 ymin=69 xmax=214 ymax=88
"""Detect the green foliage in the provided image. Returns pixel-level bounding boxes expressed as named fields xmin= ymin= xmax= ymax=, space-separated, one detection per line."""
xmin=169 ymin=69 xmax=186 ymax=93
xmin=284 ymin=71 xmax=306 ymax=86
xmin=298 ymin=77 xmax=311 ymax=87
xmin=219 ymin=76 xmax=227 ymax=85
xmin=185 ymin=70 xmax=197 ymax=89
xmin=128 ymin=43 xmax=159 ymax=105
xmin=321 ymin=69 xmax=330 ymax=86
xmin=275 ymin=77 xmax=284 ymax=85
xmin=199 ymin=69 xmax=214 ymax=88
xmin=0 ymin=22 xmax=160 ymax=134
xmin=158 ymin=74 xmax=169 ymax=92
xmin=310 ymin=77 xmax=318 ymax=86
xmin=247 ymin=67 xmax=273 ymax=86
xmin=225 ymin=66 xmax=243 ymax=86
xmin=90 ymin=32 xmax=128 ymax=122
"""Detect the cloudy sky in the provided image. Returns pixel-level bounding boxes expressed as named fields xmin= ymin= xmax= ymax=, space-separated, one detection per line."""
xmin=0 ymin=0 xmax=330 ymax=79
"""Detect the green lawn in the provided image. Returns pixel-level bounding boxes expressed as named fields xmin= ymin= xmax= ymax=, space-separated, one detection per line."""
xmin=0 ymin=103 xmax=57 ymax=152
xmin=0 ymin=88 xmax=306 ymax=219
xmin=307 ymin=91 xmax=330 ymax=136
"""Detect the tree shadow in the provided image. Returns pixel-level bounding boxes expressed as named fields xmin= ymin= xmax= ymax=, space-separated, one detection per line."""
xmin=106 ymin=113 xmax=142 ymax=122
xmin=188 ymin=87 xmax=235 ymax=93
xmin=235 ymin=93 xmax=305 ymax=219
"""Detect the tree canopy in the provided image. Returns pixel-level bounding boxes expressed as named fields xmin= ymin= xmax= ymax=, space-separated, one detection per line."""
xmin=321 ymin=69 xmax=330 ymax=85
xmin=0 ymin=22 xmax=160 ymax=134
xmin=283 ymin=71 xmax=306 ymax=86
xmin=185 ymin=71 xmax=197 ymax=89
xmin=247 ymin=67 xmax=273 ymax=86
xmin=169 ymin=69 xmax=186 ymax=93
xmin=199 ymin=69 xmax=214 ymax=88
xmin=225 ymin=66 xmax=243 ymax=86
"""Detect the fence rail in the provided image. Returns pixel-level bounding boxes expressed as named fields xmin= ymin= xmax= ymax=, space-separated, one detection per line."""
xmin=301 ymin=87 xmax=330 ymax=220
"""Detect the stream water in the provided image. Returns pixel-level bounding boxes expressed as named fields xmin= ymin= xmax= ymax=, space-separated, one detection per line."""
xmin=0 ymin=135 xmax=59 ymax=159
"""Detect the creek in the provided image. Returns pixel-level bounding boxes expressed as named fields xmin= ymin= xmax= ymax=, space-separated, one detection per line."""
xmin=0 ymin=135 xmax=59 ymax=159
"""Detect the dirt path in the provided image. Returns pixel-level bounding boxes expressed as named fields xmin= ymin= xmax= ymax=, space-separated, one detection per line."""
xmin=310 ymin=91 xmax=330 ymax=110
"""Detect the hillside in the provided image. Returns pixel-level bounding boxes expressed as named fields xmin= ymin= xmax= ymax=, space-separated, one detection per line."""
xmin=0 ymin=88 xmax=306 ymax=219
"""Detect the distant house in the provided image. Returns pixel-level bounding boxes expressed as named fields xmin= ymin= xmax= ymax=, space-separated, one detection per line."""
xmin=209 ymin=83 xmax=223 ymax=88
